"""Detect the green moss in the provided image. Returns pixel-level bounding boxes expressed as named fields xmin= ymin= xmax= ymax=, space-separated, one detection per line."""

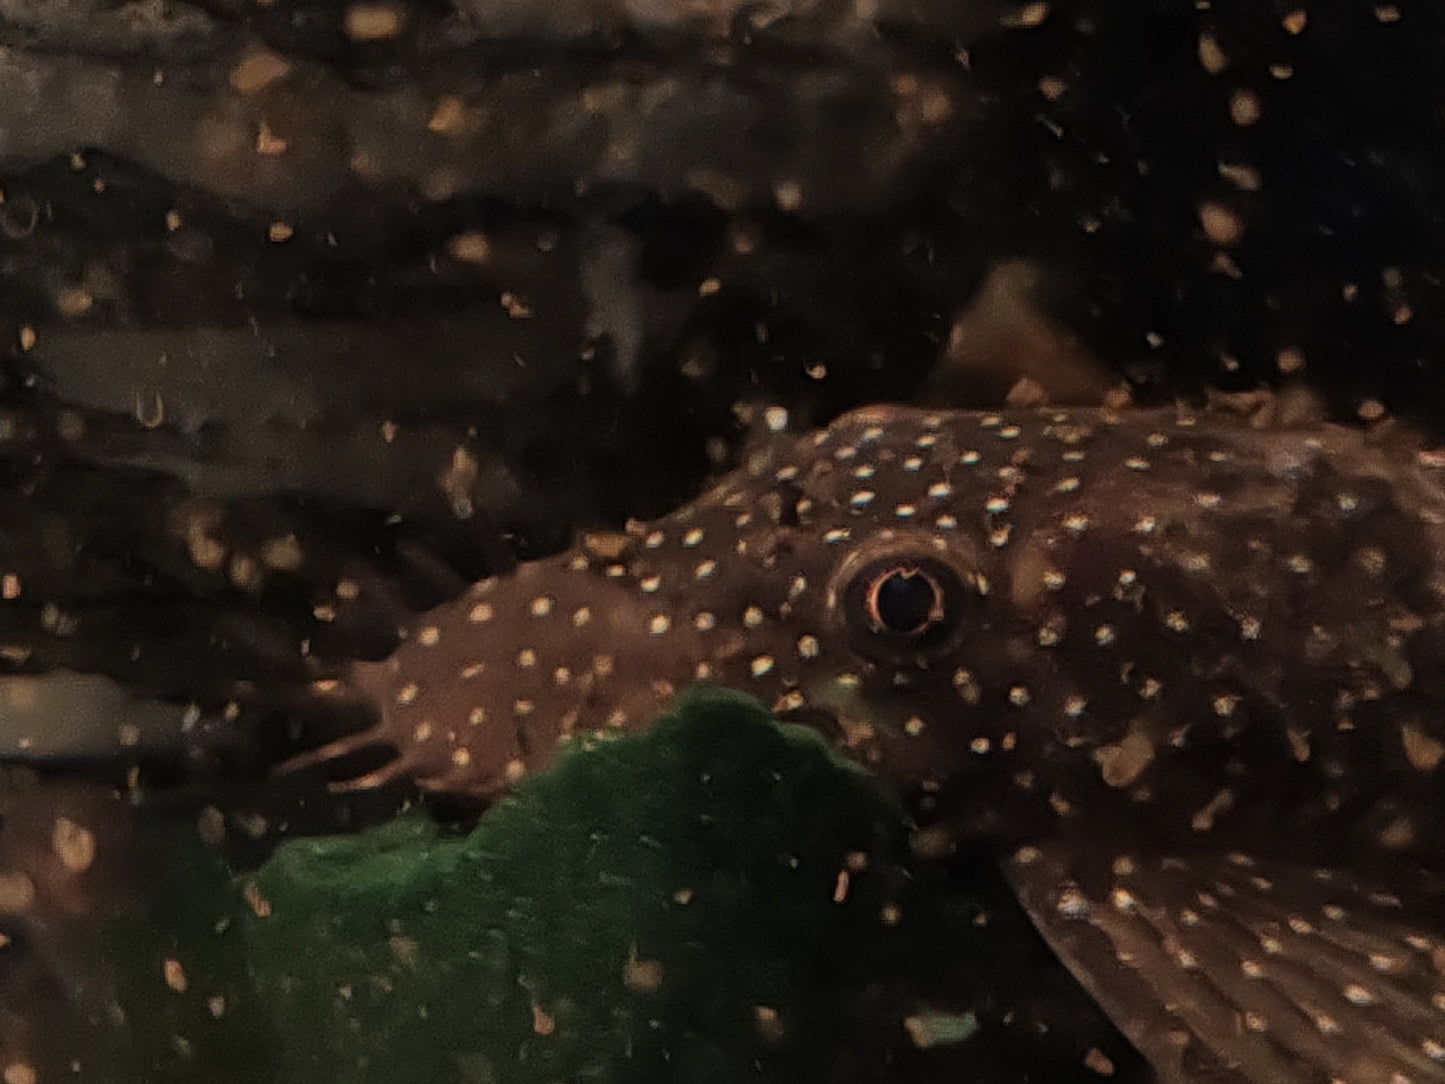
xmin=243 ymin=688 xmax=919 ymax=1083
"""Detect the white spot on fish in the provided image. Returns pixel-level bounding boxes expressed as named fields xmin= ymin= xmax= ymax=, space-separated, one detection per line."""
xmin=1056 ymin=888 xmax=1090 ymax=919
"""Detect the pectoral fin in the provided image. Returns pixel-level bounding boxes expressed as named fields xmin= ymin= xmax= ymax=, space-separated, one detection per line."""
xmin=1003 ymin=838 xmax=1445 ymax=1083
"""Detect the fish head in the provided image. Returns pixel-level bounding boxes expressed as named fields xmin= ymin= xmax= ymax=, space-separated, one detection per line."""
xmin=312 ymin=405 xmax=1169 ymax=807
xmin=316 ymin=399 xmax=1445 ymax=859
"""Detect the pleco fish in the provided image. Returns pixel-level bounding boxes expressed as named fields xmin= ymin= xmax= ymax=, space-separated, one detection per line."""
xmin=288 ymin=402 xmax=1445 ymax=1084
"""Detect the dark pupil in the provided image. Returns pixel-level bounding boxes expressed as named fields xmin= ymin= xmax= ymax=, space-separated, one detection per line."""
xmin=874 ymin=570 xmax=937 ymax=634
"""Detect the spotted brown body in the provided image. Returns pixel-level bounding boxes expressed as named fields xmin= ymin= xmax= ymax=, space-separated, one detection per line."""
xmin=298 ymin=403 xmax=1445 ymax=1083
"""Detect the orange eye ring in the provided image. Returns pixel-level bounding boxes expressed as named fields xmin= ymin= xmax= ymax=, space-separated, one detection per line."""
xmin=862 ymin=565 xmax=946 ymax=636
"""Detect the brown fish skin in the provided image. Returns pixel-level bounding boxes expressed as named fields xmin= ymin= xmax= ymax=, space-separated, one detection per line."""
xmin=296 ymin=403 xmax=1445 ymax=1083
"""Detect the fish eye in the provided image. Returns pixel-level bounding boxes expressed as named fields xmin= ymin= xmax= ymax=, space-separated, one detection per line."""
xmin=865 ymin=567 xmax=943 ymax=635
xmin=836 ymin=549 xmax=973 ymax=665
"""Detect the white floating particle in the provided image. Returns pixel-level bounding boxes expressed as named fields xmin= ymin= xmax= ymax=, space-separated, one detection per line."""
xmin=648 ymin=614 xmax=672 ymax=635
